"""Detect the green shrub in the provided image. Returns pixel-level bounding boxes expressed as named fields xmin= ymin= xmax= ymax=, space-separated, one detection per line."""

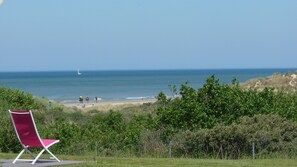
xmin=0 ymin=87 xmax=45 ymax=111
xmin=172 ymin=114 xmax=297 ymax=159
xmin=138 ymin=130 xmax=167 ymax=157
xmin=156 ymin=76 xmax=297 ymax=141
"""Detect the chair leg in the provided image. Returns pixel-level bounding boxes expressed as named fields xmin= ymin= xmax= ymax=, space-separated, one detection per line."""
xmin=13 ymin=149 xmax=25 ymax=164
xmin=31 ymin=147 xmax=60 ymax=164
xmin=46 ymin=148 xmax=60 ymax=162
xmin=31 ymin=148 xmax=46 ymax=164
xmin=24 ymin=147 xmax=36 ymax=158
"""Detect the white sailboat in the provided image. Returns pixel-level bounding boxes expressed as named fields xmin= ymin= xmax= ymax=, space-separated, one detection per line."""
xmin=77 ymin=69 xmax=82 ymax=75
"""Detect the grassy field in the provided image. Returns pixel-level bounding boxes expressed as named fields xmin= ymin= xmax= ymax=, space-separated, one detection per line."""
xmin=69 ymin=158 xmax=297 ymax=167
xmin=58 ymin=157 xmax=297 ymax=167
xmin=1 ymin=153 xmax=297 ymax=167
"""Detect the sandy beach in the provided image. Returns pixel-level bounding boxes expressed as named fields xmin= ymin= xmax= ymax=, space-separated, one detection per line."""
xmin=62 ymin=98 xmax=157 ymax=111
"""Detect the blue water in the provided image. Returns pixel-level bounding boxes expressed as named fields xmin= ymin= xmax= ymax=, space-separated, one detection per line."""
xmin=0 ymin=69 xmax=296 ymax=103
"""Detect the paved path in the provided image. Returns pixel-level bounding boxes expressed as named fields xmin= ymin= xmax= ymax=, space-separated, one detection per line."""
xmin=1 ymin=159 xmax=82 ymax=167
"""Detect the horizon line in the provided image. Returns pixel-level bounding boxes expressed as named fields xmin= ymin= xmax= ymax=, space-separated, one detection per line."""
xmin=0 ymin=67 xmax=297 ymax=73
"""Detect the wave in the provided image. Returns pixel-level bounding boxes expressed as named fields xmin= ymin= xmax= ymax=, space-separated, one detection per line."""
xmin=59 ymin=100 xmax=78 ymax=103
xmin=125 ymin=96 xmax=155 ymax=100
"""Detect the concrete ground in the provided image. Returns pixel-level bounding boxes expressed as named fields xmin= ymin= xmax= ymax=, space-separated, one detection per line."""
xmin=1 ymin=159 xmax=82 ymax=167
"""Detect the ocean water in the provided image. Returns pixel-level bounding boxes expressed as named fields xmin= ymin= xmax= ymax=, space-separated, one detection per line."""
xmin=0 ymin=69 xmax=296 ymax=103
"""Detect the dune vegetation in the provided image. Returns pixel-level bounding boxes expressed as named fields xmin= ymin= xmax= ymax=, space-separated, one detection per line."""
xmin=1 ymin=75 xmax=297 ymax=163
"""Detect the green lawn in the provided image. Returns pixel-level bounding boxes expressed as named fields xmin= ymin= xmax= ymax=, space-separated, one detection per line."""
xmin=68 ymin=158 xmax=297 ymax=167
xmin=1 ymin=153 xmax=297 ymax=167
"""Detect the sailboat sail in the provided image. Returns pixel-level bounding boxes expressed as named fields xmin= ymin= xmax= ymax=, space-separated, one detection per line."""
xmin=77 ymin=69 xmax=82 ymax=75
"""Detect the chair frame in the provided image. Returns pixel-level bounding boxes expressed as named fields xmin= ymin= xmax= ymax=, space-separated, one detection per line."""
xmin=9 ymin=110 xmax=60 ymax=164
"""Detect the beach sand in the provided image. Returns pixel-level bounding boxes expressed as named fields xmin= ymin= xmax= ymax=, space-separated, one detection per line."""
xmin=62 ymin=98 xmax=157 ymax=111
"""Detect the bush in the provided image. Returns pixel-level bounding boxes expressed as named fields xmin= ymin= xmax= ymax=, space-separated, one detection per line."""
xmin=172 ymin=114 xmax=297 ymax=159
xmin=0 ymin=87 xmax=44 ymax=111
xmin=138 ymin=130 xmax=167 ymax=157
xmin=156 ymin=76 xmax=297 ymax=141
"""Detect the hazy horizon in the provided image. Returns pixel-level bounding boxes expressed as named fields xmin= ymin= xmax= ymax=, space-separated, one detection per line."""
xmin=1 ymin=68 xmax=297 ymax=73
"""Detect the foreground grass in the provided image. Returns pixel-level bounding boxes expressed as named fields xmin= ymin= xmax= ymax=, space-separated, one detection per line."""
xmin=2 ymin=153 xmax=297 ymax=167
xmin=69 ymin=158 xmax=297 ymax=167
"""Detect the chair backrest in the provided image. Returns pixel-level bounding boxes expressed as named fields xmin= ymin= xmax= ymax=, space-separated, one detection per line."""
xmin=9 ymin=110 xmax=43 ymax=147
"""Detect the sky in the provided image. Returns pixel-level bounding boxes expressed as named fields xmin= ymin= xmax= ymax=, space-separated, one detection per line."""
xmin=0 ymin=0 xmax=296 ymax=71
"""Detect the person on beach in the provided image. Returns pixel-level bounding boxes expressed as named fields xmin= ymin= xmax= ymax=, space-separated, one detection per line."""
xmin=79 ymin=96 xmax=83 ymax=103
xmin=86 ymin=96 xmax=89 ymax=103
xmin=95 ymin=96 xmax=98 ymax=103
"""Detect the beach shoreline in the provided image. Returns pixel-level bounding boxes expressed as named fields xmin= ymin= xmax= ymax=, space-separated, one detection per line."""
xmin=62 ymin=98 xmax=157 ymax=111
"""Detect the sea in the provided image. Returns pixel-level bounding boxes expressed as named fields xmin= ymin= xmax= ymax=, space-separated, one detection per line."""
xmin=0 ymin=69 xmax=296 ymax=103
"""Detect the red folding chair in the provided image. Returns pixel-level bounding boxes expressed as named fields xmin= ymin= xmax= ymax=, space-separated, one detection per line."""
xmin=9 ymin=110 xmax=60 ymax=164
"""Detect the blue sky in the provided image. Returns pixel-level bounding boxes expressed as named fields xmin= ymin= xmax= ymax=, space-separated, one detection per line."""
xmin=0 ymin=0 xmax=296 ymax=71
